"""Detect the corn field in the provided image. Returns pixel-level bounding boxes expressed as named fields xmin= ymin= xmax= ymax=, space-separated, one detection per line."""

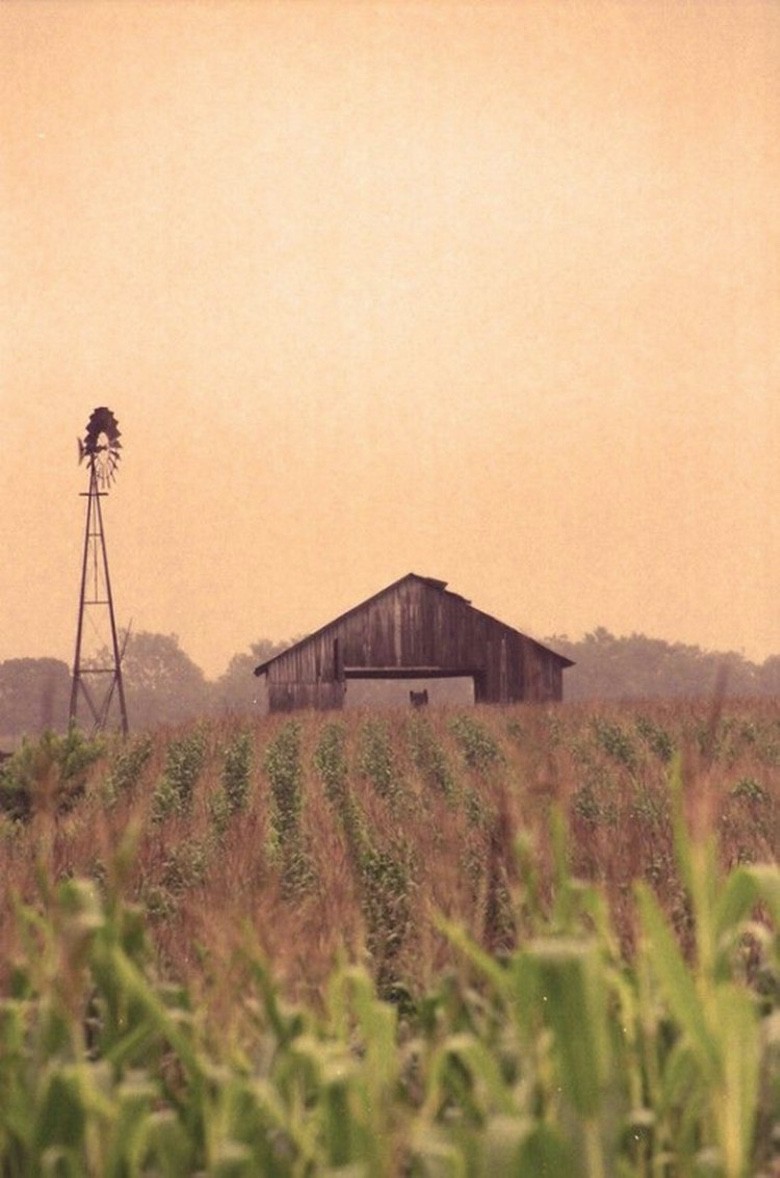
xmin=0 ymin=701 xmax=777 ymax=1176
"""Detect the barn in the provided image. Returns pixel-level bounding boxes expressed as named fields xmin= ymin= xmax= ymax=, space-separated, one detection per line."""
xmin=253 ymin=573 xmax=573 ymax=713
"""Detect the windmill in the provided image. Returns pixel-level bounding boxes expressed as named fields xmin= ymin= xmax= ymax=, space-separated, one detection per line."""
xmin=69 ymin=407 xmax=129 ymax=735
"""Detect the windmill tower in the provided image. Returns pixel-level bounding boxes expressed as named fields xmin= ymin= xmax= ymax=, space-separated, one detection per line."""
xmin=69 ymin=407 xmax=129 ymax=735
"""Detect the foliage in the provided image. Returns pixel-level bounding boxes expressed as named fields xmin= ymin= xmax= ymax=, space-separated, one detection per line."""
xmin=102 ymin=734 xmax=153 ymax=805
xmin=0 ymin=657 xmax=71 ymax=739
xmin=264 ymin=721 xmax=315 ymax=896
xmin=315 ymin=722 xmax=413 ymax=992
xmin=450 ymin=714 xmax=505 ymax=771
xmin=151 ymin=728 xmax=207 ymax=820
xmin=0 ymin=726 xmax=104 ymax=821
xmin=211 ymin=637 xmax=295 ymax=714
xmin=117 ymin=631 xmax=211 ymax=730
xmin=406 ymin=714 xmax=458 ymax=804
xmin=0 ymin=761 xmax=776 ymax=1176
xmin=209 ymin=729 xmax=254 ymax=834
xmin=3 ymin=628 xmax=778 ymax=742
xmin=590 ymin=714 xmax=639 ymax=771
xmin=548 ymin=627 xmax=778 ymax=700
xmin=0 ymin=701 xmax=777 ymax=1174
xmin=358 ymin=718 xmax=408 ymax=810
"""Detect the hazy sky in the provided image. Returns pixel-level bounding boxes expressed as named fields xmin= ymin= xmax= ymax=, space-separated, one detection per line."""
xmin=2 ymin=0 xmax=778 ymax=679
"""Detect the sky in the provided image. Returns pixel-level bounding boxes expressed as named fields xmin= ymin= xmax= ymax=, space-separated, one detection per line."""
xmin=1 ymin=0 xmax=778 ymax=680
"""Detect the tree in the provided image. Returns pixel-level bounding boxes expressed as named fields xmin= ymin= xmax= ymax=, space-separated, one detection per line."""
xmin=759 ymin=655 xmax=780 ymax=696
xmin=0 ymin=658 xmax=72 ymax=740
xmin=114 ymin=631 xmax=210 ymax=731
xmin=547 ymin=631 xmax=765 ymax=700
xmin=212 ymin=638 xmax=295 ymax=714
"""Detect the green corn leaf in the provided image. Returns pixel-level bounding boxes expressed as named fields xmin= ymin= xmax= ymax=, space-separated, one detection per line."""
xmin=411 ymin=1126 xmax=468 ymax=1178
xmin=33 ymin=1068 xmax=86 ymax=1154
xmin=515 ymin=1122 xmax=574 ymax=1178
xmin=714 ymin=868 xmax=762 ymax=945
xmin=329 ymin=965 xmax=398 ymax=1095
xmin=480 ymin=1114 xmax=531 ymax=1173
xmin=636 ymin=884 xmax=719 ymax=1080
xmin=713 ymin=983 xmax=761 ymax=1178
xmin=658 ymin=1037 xmax=707 ymax=1151
xmin=741 ymin=864 xmax=780 ymax=925
xmin=441 ymin=1033 xmax=515 ymax=1116
xmin=103 ymin=1073 xmax=159 ymax=1177
xmin=98 ymin=944 xmax=203 ymax=1080
xmin=436 ymin=916 xmax=511 ymax=996
xmin=527 ymin=938 xmax=609 ymax=1119
xmin=142 ymin=1108 xmax=195 ymax=1174
xmin=211 ymin=1140 xmax=254 ymax=1177
xmin=40 ymin=1145 xmax=83 ymax=1177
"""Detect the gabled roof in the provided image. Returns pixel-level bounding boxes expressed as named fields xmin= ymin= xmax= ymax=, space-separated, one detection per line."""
xmin=254 ymin=573 xmax=573 ymax=675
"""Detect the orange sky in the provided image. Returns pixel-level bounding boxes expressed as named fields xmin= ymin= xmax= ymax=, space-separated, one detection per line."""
xmin=2 ymin=0 xmax=778 ymax=678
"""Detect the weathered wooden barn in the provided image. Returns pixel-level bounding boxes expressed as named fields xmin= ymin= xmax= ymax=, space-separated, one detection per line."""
xmin=253 ymin=573 xmax=573 ymax=713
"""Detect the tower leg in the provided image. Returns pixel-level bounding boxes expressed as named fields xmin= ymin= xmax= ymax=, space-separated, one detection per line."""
xmin=70 ymin=464 xmax=129 ymax=735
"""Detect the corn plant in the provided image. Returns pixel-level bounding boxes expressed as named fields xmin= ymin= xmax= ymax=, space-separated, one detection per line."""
xmin=313 ymin=722 xmax=364 ymax=854
xmin=210 ymin=730 xmax=254 ymax=834
xmin=358 ymin=718 xmax=408 ymax=812
xmin=406 ymin=715 xmax=458 ymax=805
xmin=0 ymin=702 xmax=777 ymax=1177
xmin=102 ymin=734 xmax=153 ymax=805
xmin=314 ymin=723 xmax=414 ymax=993
xmin=221 ymin=730 xmax=253 ymax=814
xmin=265 ymin=721 xmax=315 ymax=896
xmin=151 ymin=728 xmax=207 ymax=820
xmin=450 ymin=714 xmax=504 ymax=772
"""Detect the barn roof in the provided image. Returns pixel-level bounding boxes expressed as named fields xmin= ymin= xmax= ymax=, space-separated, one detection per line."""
xmin=253 ymin=573 xmax=573 ymax=675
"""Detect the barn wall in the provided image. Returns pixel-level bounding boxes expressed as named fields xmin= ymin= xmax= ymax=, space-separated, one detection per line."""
xmin=261 ymin=576 xmax=568 ymax=711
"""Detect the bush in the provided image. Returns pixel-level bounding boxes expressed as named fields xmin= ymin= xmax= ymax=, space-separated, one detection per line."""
xmin=0 ymin=727 xmax=104 ymax=821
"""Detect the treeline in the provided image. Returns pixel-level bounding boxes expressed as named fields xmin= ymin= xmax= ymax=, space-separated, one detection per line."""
xmin=547 ymin=626 xmax=780 ymax=700
xmin=1 ymin=626 xmax=778 ymax=740
xmin=0 ymin=633 xmax=293 ymax=740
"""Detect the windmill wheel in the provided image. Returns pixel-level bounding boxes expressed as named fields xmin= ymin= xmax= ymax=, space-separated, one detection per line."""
xmin=81 ymin=406 xmax=122 ymax=488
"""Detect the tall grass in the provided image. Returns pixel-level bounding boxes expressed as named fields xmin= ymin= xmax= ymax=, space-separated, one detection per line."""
xmin=0 ymin=701 xmax=777 ymax=1173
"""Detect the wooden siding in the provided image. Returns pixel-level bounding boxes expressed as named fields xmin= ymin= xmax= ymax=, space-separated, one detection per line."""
xmin=256 ymin=575 xmax=571 ymax=712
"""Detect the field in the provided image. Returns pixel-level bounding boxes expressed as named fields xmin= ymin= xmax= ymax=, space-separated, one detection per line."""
xmin=0 ymin=700 xmax=778 ymax=1176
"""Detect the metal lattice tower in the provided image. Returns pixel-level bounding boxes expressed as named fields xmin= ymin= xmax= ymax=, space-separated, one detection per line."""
xmin=69 ymin=407 xmax=129 ymax=735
